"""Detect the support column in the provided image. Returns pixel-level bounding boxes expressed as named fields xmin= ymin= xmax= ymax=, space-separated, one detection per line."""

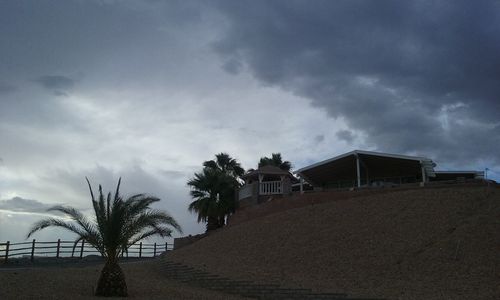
xmin=356 ymin=154 xmax=361 ymax=188
xmin=300 ymin=177 xmax=304 ymax=194
xmin=420 ymin=161 xmax=426 ymax=186
xmin=258 ymin=174 xmax=264 ymax=195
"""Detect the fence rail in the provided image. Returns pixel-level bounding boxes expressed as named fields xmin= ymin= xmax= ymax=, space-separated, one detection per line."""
xmin=0 ymin=239 xmax=173 ymax=264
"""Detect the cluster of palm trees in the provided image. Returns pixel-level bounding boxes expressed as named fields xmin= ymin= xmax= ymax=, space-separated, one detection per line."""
xmin=25 ymin=152 xmax=291 ymax=297
xmin=187 ymin=152 xmax=292 ymax=232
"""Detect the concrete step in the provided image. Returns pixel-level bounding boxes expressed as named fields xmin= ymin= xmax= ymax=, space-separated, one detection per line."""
xmin=159 ymin=259 xmax=383 ymax=300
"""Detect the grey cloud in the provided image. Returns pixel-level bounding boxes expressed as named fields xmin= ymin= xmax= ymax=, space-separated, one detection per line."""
xmin=162 ymin=170 xmax=190 ymax=179
xmin=221 ymin=58 xmax=243 ymax=75
xmin=0 ymin=197 xmax=60 ymax=214
xmin=336 ymin=130 xmax=355 ymax=143
xmin=0 ymin=82 xmax=16 ymax=94
xmin=213 ymin=0 xmax=500 ymax=166
xmin=53 ymin=90 xmax=68 ymax=97
xmin=34 ymin=75 xmax=75 ymax=90
xmin=314 ymin=134 xmax=325 ymax=144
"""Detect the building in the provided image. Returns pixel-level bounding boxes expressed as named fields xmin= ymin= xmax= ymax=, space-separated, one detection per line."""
xmin=237 ymin=150 xmax=485 ymax=202
xmin=296 ymin=150 xmax=436 ymax=191
xmin=237 ymin=165 xmax=297 ymax=207
xmin=432 ymin=171 xmax=484 ymax=181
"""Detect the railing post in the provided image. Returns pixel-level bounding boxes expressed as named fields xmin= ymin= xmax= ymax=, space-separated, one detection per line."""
xmin=80 ymin=240 xmax=85 ymax=259
xmin=165 ymin=242 xmax=168 ymax=252
xmin=56 ymin=239 xmax=61 ymax=258
xmin=4 ymin=241 xmax=10 ymax=264
xmin=31 ymin=239 xmax=36 ymax=262
xmin=153 ymin=243 xmax=157 ymax=257
xmin=139 ymin=242 xmax=142 ymax=258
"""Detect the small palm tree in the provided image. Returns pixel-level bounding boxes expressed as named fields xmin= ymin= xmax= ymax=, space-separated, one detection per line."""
xmin=27 ymin=178 xmax=182 ymax=297
xmin=258 ymin=153 xmax=292 ymax=171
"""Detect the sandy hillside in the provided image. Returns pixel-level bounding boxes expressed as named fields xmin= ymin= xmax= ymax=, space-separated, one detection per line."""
xmin=167 ymin=185 xmax=500 ymax=300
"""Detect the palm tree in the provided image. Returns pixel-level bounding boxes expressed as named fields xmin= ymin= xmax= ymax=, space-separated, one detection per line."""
xmin=203 ymin=152 xmax=245 ymax=178
xmin=27 ymin=178 xmax=182 ymax=297
xmin=258 ymin=153 xmax=292 ymax=171
xmin=188 ymin=153 xmax=244 ymax=232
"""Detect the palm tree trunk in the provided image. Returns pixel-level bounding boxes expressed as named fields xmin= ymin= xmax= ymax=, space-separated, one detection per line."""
xmin=206 ymin=216 xmax=220 ymax=232
xmin=95 ymin=260 xmax=128 ymax=297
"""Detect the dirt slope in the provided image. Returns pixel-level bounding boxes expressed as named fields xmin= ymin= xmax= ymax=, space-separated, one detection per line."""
xmin=167 ymin=185 xmax=500 ymax=300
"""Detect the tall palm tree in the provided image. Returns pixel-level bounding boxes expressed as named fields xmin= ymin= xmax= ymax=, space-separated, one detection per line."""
xmin=188 ymin=153 xmax=244 ymax=232
xmin=27 ymin=178 xmax=182 ymax=297
xmin=258 ymin=153 xmax=292 ymax=171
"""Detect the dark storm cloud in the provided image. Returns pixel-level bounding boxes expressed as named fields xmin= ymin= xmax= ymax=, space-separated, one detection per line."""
xmin=34 ymin=75 xmax=75 ymax=90
xmin=213 ymin=0 xmax=500 ymax=166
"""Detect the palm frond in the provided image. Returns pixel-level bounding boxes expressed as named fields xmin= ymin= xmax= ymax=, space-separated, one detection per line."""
xmin=27 ymin=218 xmax=87 ymax=239
xmin=27 ymin=178 xmax=181 ymax=261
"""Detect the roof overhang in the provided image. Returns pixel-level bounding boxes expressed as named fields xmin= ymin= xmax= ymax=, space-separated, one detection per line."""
xmin=297 ymin=150 xmax=432 ymax=173
xmin=296 ymin=150 xmax=436 ymax=186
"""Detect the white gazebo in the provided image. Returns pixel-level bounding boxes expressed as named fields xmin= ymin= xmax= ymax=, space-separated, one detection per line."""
xmin=238 ymin=165 xmax=296 ymax=206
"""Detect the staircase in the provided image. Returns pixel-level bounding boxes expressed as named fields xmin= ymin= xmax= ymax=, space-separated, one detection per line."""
xmin=158 ymin=259 xmax=385 ymax=300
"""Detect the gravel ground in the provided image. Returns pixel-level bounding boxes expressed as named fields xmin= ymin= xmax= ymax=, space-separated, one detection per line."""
xmin=168 ymin=185 xmax=500 ymax=300
xmin=0 ymin=260 xmax=245 ymax=299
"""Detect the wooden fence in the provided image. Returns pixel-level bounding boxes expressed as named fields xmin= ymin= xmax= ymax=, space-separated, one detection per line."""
xmin=0 ymin=239 xmax=173 ymax=264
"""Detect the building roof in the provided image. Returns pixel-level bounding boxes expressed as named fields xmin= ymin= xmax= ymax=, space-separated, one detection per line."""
xmin=297 ymin=150 xmax=435 ymax=173
xmin=242 ymin=165 xmax=295 ymax=179
xmin=295 ymin=150 xmax=436 ymax=186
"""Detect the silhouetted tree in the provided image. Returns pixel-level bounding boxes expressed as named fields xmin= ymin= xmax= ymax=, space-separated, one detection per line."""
xmin=258 ymin=153 xmax=292 ymax=171
xmin=188 ymin=153 xmax=244 ymax=231
xmin=203 ymin=153 xmax=245 ymax=178
xmin=27 ymin=178 xmax=181 ymax=297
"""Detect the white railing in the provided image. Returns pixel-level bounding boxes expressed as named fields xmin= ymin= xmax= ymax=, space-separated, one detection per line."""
xmin=259 ymin=181 xmax=282 ymax=195
xmin=238 ymin=184 xmax=253 ymax=200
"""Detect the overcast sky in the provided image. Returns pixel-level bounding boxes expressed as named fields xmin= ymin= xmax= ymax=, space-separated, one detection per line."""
xmin=1 ymin=0 xmax=499 ymax=243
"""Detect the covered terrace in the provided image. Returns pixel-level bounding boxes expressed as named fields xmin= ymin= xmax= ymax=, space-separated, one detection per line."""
xmin=296 ymin=150 xmax=436 ymax=191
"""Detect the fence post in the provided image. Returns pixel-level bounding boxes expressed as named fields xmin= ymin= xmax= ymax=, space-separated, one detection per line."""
xmin=153 ymin=243 xmax=156 ymax=257
xmin=80 ymin=240 xmax=85 ymax=259
xmin=139 ymin=242 xmax=142 ymax=258
xmin=56 ymin=239 xmax=61 ymax=258
xmin=31 ymin=239 xmax=36 ymax=262
xmin=4 ymin=241 xmax=10 ymax=264
xmin=165 ymin=242 xmax=168 ymax=252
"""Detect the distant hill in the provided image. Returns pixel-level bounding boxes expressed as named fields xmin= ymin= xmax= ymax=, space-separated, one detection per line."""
xmin=167 ymin=185 xmax=500 ymax=300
